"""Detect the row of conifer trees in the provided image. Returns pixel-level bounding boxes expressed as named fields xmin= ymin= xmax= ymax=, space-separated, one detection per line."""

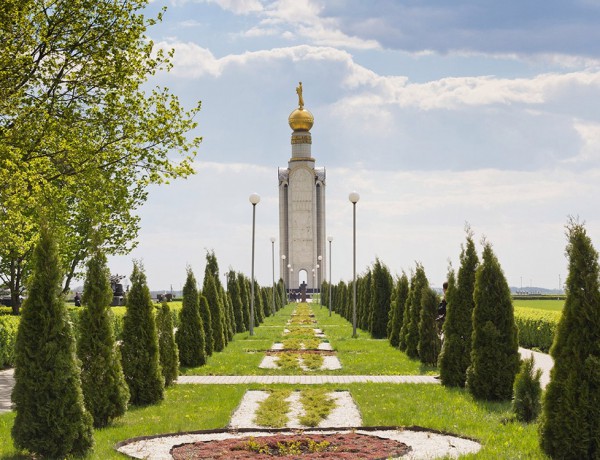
xmin=322 ymin=220 xmax=600 ymax=459
xmin=10 ymin=227 xmax=286 ymax=458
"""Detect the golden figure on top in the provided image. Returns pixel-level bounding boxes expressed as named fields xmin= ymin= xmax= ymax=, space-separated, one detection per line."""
xmin=296 ymin=81 xmax=304 ymax=109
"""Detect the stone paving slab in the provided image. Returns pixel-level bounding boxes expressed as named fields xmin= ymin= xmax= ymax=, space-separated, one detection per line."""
xmin=0 ymin=368 xmax=14 ymax=413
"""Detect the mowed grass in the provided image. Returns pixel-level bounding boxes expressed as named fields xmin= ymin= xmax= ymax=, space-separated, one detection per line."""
xmin=0 ymin=383 xmax=547 ymax=459
xmin=513 ymin=299 xmax=564 ymax=312
xmin=182 ymin=303 xmax=430 ymax=376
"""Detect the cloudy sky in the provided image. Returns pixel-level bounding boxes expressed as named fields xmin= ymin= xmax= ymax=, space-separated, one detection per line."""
xmin=108 ymin=0 xmax=600 ymax=292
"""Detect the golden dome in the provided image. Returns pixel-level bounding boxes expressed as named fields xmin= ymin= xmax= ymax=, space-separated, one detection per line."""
xmin=288 ymin=107 xmax=314 ymax=131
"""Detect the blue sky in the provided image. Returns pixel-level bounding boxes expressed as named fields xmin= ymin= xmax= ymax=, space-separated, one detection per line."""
xmin=108 ymin=0 xmax=600 ymax=292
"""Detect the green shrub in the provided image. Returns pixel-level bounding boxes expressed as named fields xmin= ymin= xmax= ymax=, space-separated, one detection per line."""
xmin=388 ymin=273 xmax=409 ymax=348
xmin=121 ymin=262 xmax=164 ymax=405
xmin=418 ymin=287 xmax=441 ymax=365
xmin=157 ymin=302 xmax=179 ymax=386
xmin=400 ymin=264 xmax=428 ymax=359
xmin=512 ymin=356 xmax=542 ymax=423
xmin=369 ymin=259 xmax=393 ymax=339
xmin=77 ymin=245 xmax=129 ymax=428
xmin=11 ymin=225 xmax=94 ymax=458
xmin=176 ymin=268 xmax=206 ymax=367
xmin=0 ymin=306 xmax=13 ymax=316
xmin=467 ymin=242 xmax=520 ymax=401
xmin=0 ymin=316 xmax=19 ymax=367
xmin=540 ymin=220 xmax=600 ymax=458
xmin=514 ymin=308 xmax=560 ymax=353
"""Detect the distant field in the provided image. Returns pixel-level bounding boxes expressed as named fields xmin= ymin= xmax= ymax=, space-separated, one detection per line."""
xmin=513 ymin=298 xmax=564 ymax=312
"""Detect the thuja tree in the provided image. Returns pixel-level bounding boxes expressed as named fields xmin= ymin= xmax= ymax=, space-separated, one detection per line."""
xmin=401 ymin=264 xmax=428 ymax=359
xmin=418 ymin=287 xmax=441 ymax=365
xmin=224 ymin=290 xmax=235 ymax=341
xmin=466 ymin=241 xmax=519 ymax=401
xmin=11 ymin=225 xmax=94 ymax=458
xmin=121 ymin=262 xmax=164 ymax=405
xmin=369 ymin=259 xmax=393 ymax=339
xmin=439 ymin=229 xmax=479 ymax=387
xmin=239 ymin=273 xmax=251 ymax=331
xmin=204 ymin=272 xmax=226 ymax=352
xmin=157 ymin=302 xmax=179 ymax=386
xmin=358 ymin=270 xmax=371 ymax=330
xmin=228 ymin=270 xmax=245 ymax=333
xmin=203 ymin=253 xmax=227 ymax=351
xmin=277 ymin=279 xmax=286 ymax=309
xmin=540 ymin=221 xmax=600 ymax=458
xmin=388 ymin=273 xmax=409 ymax=348
xmin=77 ymin=244 xmax=129 ymax=427
xmin=176 ymin=268 xmax=206 ymax=366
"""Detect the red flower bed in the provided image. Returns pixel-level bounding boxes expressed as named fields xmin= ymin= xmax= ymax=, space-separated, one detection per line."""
xmin=170 ymin=432 xmax=410 ymax=459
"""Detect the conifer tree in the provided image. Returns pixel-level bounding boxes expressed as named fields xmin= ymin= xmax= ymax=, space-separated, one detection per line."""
xmin=239 ymin=274 xmax=251 ymax=330
xmin=261 ymin=287 xmax=270 ymax=318
xmin=418 ymin=287 xmax=441 ymax=365
xmin=388 ymin=273 xmax=409 ymax=348
xmin=12 ymin=225 xmax=94 ymax=458
xmin=175 ymin=268 xmax=206 ymax=366
xmin=157 ymin=301 xmax=179 ymax=386
xmin=121 ymin=262 xmax=164 ymax=405
xmin=401 ymin=264 xmax=428 ymax=359
xmin=203 ymin=253 xmax=226 ymax=352
xmin=358 ymin=271 xmax=371 ymax=330
xmin=540 ymin=220 xmax=600 ymax=458
xmin=228 ymin=270 xmax=245 ymax=332
xmin=398 ymin=271 xmax=415 ymax=352
xmin=369 ymin=259 xmax=393 ymax=339
xmin=512 ymin=355 xmax=542 ymax=423
xmin=253 ymin=280 xmax=265 ymax=325
xmin=77 ymin=244 xmax=129 ymax=427
xmin=439 ymin=230 xmax=479 ymax=387
xmin=224 ymin=289 xmax=235 ymax=339
xmin=466 ymin=241 xmax=519 ymax=401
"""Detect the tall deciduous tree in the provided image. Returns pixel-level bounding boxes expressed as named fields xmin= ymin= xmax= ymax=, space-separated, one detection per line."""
xmin=121 ymin=262 xmax=164 ymax=405
xmin=439 ymin=229 xmax=479 ymax=387
xmin=466 ymin=241 xmax=519 ymax=401
xmin=176 ymin=268 xmax=206 ymax=367
xmin=0 ymin=0 xmax=201 ymax=312
xmin=540 ymin=220 xmax=600 ymax=458
xmin=11 ymin=225 xmax=94 ymax=457
xmin=77 ymin=243 xmax=129 ymax=427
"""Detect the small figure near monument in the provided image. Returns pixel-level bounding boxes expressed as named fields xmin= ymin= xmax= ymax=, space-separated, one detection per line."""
xmin=296 ymin=81 xmax=304 ymax=109
xmin=74 ymin=292 xmax=81 ymax=307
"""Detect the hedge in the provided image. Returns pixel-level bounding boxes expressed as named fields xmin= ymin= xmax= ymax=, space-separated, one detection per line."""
xmin=1 ymin=303 xmax=182 ymax=368
xmin=0 ymin=315 xmax=20 ymax=367
xmin=514 ymin=307 xmax=561 ymax=353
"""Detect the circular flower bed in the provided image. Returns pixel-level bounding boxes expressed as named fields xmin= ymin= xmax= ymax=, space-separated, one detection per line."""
xmin=170 ymin=432 xmax=410 ymax=459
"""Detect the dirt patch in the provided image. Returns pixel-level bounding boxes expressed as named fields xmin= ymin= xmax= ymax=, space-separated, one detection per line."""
xmin=170 ymin=432 xmax=410 ymax=459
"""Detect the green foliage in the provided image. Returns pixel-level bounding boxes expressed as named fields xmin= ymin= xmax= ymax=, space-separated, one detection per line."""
xmin=439 ymin=231 xmax=479 ymax=387
xmin=0 ymin=0 xmax=201 ymax=308
xmin=228 ymin=270 xmax=245 ymax=333
xmin=254 ymin=390 xmax=291 ymax=428
xmin=400 ymin=264 xmax=428 ymax=359
xmin=418 ymin=287 xmax=441 ymax=365
xmin=203 ymin=272 xmax=226 ymax=352
xmin=368 ymin=259 xmax=393 ymax=339
xmin=121 ymin=262 xmax=164 ymax=405
xmin=157 ymin=302 xmax=179 ymax=386
xmin=467 ymin=242 xmax=519 ymax=401
xmin=11 ymin=225 xmax=94 ymax=457
xmin=540 ymin=220 xmax=600 ymax=459
xmin=358 ymin=270 xmax=371 ymax=330
xmin=387 ymin=273 xmax=409 ymax=347
xmin=298 ymin=388 xmax=336 ymax=427
xmin=0 ymin=316 xmax=19 ymax=367
xmin=512 ymin=356 xmax=542 ymax=423
xmin=176 ymin=268 xmax=206 ymax=367
xmin=77 ymin=245 xmax=129 ymax=427
xmin=514 ymin=308 xmax=559 ymax=353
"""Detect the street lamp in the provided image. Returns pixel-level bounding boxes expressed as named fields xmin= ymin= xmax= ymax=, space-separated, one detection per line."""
xmin=249 ymin=192 xmax=260 ymax=336
xmin=270 ymin=237 xmax=276 ymax=315
xmin=327 ymin=236 xmax=333 ymax=316
xmin=349 ymin=191 xmax=360 ymax=338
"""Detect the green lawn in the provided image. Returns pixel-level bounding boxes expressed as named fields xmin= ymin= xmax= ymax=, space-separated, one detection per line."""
xmin=0 ymin=302 xmax=549 ymax=459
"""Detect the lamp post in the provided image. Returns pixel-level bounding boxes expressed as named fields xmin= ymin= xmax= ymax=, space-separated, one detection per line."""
xmin=270 ymin=237 xmax=276 ymax=315
xmin=327 ymin=236 xmax=333 ymax=316
xmin=349 ymin=191 xmax=360 ymax=338
xmin=249 ymin=192 xmax=260 ymax=336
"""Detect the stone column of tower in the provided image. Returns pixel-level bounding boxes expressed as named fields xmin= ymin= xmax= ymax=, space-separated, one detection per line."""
xmin=278 ymin=83 xmax=326 ymax=296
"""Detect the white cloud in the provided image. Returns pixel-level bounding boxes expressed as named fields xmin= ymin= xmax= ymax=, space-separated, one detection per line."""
xmin=565 ymin=120 xmax=600 ymax=164
xmin=203 ymin=0 xmax=264 ymax=14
